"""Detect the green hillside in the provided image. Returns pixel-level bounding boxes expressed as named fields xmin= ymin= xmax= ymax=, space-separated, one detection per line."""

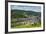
xmin=11 ymin=10 xmax=41 ymax=18
xmin=11 ymin=10 xmax=41 ymax=28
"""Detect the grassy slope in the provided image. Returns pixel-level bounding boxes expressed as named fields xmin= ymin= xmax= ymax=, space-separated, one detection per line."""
xmin=11 ymin=21 xmax=41 ymax=28
xmin=11 ymin=10 xmax=41 ymax=18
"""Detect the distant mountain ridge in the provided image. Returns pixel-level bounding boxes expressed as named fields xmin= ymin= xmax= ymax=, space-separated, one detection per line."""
xmin=11 ymin=10 xmax=41 ymax=18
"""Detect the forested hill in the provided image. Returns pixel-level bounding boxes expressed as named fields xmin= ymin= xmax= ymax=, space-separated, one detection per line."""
xmin=11 ymin=10 xmax=41 ymax=18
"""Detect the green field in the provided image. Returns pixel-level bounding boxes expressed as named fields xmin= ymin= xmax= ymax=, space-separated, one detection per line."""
xmin=11 ymin=18 xmax=41 ymax=28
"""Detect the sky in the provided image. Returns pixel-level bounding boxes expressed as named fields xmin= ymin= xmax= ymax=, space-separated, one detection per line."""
xmin=11 ymin=5 xmax=41 ymax=12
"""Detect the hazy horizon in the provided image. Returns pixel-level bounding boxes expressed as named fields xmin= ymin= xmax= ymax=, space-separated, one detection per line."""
xmin=11 ymin=5 xmax=41 ymax=12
